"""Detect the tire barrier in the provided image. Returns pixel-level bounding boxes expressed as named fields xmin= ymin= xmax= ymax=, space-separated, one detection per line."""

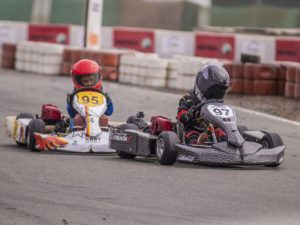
xmin=294 ymin=67 xmax=300 ymax=99
xmin=223 ymin=61 xmax=299 ymax=97
xmin=1 ymin=43 xmax=16 ymax=69
xmin=174 ymin=55 xmax=225 ymax=91
xmin=61 ymin=48 xmax=127 ymax=80
xmin=119 ymin=53 xmax=169 ymax=88
xmin=284 ymin=65 xmax=298 ymax=99
xmin=15 ymin=41 xmax=64 ymax=75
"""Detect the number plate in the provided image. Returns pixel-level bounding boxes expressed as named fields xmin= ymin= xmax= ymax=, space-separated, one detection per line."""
xmin=77 ymin=92 xmax=104 ymax=107
xmin=207 ymin=105 xmax=234 ymax=118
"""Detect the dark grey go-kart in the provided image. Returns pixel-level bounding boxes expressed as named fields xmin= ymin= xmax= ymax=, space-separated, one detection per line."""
xmin=109 ymin=100 xmax=285 ymax=167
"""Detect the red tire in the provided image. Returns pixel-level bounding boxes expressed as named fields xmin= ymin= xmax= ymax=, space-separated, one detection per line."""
xmin=276 ymin=64 xmax=287 ymax=81
xmin=253 ymin=63 xmax=277 ymax=80
xmin=2 ymin=43 xmax=16 ymax=51
xmin=244 ymin=79 xmax=255 ymax=95
xmin=284 ymin=82 xmax=294 ymax=98
xmin=294 ymin=83 xmax=300 ymax=99
xmin=244 ymin=63 xmax=256 ymax=79
xmin=295 ymin=67 xmax=300 ymax=83
xmin=254 ymin=80 xmax=276 ymax=95
xmin=222 ymin=63 xmax=233 ymax=78
xmin=231 ymin=62 xmax=244 ymax=79
xmin=63 ymin=48 xmax=73 ymax=61
xmin=100 ymin=52 xmax=120 ymax=66
xmin=1 ymin=58 xmax=15 ymax=68
xmin=70 ymin=49 xmax=83 ymax=62
xmin=229 ymin=78 xmax=244 ymax=94
xmin=277 ymin=80 xmax=285 ymax=96
xmin=101 ymin=66 xmax=119 ymax=81
xmin=61 ymin=61 xmax=72 ymax=76
xmin=286 ymin=66 xmax=297 ymax=82
xmin=2 ymin=50 xmax=15 ymax=60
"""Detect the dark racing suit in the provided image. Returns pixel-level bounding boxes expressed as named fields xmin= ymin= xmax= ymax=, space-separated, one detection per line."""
xmin=177 ymin=92 xmax=204 ymax=145
xmin=177 ymin=92 xmax=226 ymax=145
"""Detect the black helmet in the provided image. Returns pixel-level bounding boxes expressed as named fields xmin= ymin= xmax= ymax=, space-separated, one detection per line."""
xmin=193 ymin=64 xmax=230 ymax=101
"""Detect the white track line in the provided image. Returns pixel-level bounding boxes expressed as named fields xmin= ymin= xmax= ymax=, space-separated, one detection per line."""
xmin=233 ymin=106 xmax=300 ymax=127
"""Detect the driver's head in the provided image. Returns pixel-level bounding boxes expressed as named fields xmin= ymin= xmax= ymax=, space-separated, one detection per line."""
xmin=71 ymin=59 xmax=102 ymax=90
xmin=193 ymin=64 xmax=230 ymax=102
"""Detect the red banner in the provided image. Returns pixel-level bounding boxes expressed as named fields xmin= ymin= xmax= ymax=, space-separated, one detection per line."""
xmin=113 ymin=28 xmax=154 ymax=53
xmin=28 ymin=24 xmax=69 ymax=45
xmin=276 ymin=39 xmax=300 ymax=62
xmin=195 ymin=33 xmax=235 ymax=60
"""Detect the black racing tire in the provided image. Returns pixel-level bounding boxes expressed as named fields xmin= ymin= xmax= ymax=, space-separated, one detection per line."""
xmin=261 ymin=133 xmax=284 ymax=167
xmin=27 ymin=119 xmax=45 ymax=151
xmin=16 ymin=112 xmax=34 ymax=146
xmin=261 ymin=133 xmax=284 ymax=149
xmin=237 ymin=125 xmax=248 ymax=137
xmin=116 ymin=123 xmax=138 ymax=159
xmin=156 ymin=131 xmax=179 ymax=165
xmin=16 ymin=112 xmax=34 ymax=120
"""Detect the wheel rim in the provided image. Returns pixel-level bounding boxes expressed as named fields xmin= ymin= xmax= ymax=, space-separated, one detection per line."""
xmin=261 ymin=140 xmax=269 ymax=149
xmin=156 ymin=138 xmax=164 ymax=159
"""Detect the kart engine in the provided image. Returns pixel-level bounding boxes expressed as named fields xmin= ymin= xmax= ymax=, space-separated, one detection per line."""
xmin=150 ymin=116 xmax=172 ymax=135
xmin=41 ymin=104 xmax=61 ymax=125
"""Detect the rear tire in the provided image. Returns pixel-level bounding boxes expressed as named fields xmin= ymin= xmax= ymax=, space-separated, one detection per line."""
xmin=116 ymin=123 xmax=138 ymax=159
xmin=27 ymin=119 xmax=45 ymax=151
xmin=16 ymin=112 xmax=34 ymax=146
xmin=261 ymin=133 xmax=284 ymax=167
xmin=156 ymin=131 xmax=179 ymax=165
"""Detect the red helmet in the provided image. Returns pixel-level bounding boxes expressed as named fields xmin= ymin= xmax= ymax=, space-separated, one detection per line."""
xmin=71 ymin=59 xmax=102 ymax=90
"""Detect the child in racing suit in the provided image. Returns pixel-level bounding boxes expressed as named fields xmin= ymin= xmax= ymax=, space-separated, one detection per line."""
xmin=67 ymin=59 xmax=113 ymax=130
xmin=177 ymin=64 xmax=230 ymax=145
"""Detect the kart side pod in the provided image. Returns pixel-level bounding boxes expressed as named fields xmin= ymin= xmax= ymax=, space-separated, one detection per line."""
xmin=41 ymin=104 xmax=61 ymax=125
xmin=150 ymin=116 xmax=172 ymax=135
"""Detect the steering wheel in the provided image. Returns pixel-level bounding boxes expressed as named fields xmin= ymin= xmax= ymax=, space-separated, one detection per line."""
xmin=68 ymin=87 xmax=105 ymax=110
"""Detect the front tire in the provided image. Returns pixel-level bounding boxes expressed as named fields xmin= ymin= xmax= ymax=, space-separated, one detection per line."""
xmin=156 ymin=131 xmax=179 ymax=165
xmin=261 ymin=133 xmax=284 ymax=167
xmin=27 ymin=119 xmax=45 ymax=151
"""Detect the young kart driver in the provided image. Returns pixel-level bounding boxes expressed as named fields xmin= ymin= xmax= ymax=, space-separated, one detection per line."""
xmin=177 ymin=64 xmax=230 ymax=145
xmin=67 ymin=59 xmax=114 ymax=130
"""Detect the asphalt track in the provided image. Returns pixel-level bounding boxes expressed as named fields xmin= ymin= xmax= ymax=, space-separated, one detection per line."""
xmin=0 ymin=69 xmax=299 ymax=225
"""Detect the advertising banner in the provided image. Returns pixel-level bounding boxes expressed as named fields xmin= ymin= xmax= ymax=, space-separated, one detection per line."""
xmin=28 ymin=24 xmax=69 ymax=44
xmin=276 ymin=38 xmax=300 ymax=62
xmin=235 ymin=35 xmax=275 ymax=62
xmin=195 ymin=33 xmax=235 ymax=60
xmin=113 ymin=28 xmax=155 ymax=53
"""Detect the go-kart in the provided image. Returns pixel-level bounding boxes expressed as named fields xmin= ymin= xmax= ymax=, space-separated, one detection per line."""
xmin=109 ymin=100 xmax=285 ymax=167
xmin=6 ymin=87 xmax=116 ymax=153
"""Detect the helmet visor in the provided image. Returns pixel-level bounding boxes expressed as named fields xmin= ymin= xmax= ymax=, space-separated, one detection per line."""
xmin=204 ymin=84 xmax=228 ymax=100
xmin=74 ymin=73 xmax=100 ymax=87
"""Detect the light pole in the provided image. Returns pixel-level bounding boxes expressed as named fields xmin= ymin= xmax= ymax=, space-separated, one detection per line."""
xmin=84 ymin=0 xmax=103 ymax=49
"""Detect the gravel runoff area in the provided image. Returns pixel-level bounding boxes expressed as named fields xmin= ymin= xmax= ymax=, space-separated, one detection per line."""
xmin=156 ymin=87 xmax=300 ymax=123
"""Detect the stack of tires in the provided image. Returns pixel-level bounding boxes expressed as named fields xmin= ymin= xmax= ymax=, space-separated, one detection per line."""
xmin=119 ymin=53 xmax=169 ymax=88
xmin=285 ymin=64 xmax=300 ymax=99
xmin=166 ymin=59 xmax=178 ymax=89
xmin=15 ymin=41 xmax=64 ymax=75
xmin=61 ymin=47 xmax=126 ymax=81
xmin=1 ymin=43 xmax=17 ymax=69
xmin=224 ymin=62 xmax=288 ymax=96
xmin=174 ymin=55 xmax=225 ymax=91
